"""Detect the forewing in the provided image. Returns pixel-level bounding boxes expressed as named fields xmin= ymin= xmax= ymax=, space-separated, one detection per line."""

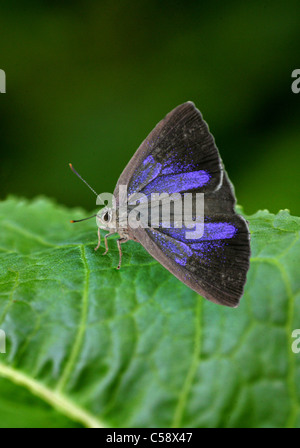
xmin=114 ymin=101 xmax=226 ymax=201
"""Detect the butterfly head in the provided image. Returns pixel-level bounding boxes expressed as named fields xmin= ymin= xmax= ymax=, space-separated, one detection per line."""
xmin=96 ymin=206 xmax=116 ymax=231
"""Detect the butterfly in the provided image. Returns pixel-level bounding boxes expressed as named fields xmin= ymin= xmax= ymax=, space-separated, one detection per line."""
xmin=70 ymin=102 xmax=250 ymax=307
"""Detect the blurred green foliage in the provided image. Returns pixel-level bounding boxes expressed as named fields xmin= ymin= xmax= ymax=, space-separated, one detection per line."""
xmin=0 ymin=0 xmax=299 ymax=215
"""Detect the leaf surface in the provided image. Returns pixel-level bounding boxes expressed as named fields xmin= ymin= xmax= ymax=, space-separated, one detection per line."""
xmin=0 ymin=198 xmax=299 ymax=428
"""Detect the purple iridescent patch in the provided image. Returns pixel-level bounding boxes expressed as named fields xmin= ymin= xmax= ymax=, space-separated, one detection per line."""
xmin=162 ymin=222 xmax=237 ymax=242
xmin=149 ymin=228 xmax=192 ymax=266
xmin=142 ymin=170 xmax=211 ymax=195
xmin=128 ymin=160 xmax=162 ymax=195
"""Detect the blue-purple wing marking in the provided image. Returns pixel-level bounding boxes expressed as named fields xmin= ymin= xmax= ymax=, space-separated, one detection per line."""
xmin=114 ymin=102 xmax=250 ymax=307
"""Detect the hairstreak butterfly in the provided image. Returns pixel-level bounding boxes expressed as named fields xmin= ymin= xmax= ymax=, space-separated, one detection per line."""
xmin=70 ymin=102 xmax=250 ymax=307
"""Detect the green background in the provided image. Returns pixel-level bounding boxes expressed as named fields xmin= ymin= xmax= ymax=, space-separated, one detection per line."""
xmin=0 ymin=0 xmax=299 ymax=215
xmin=0 ymin=0 xmax=300 ymax=429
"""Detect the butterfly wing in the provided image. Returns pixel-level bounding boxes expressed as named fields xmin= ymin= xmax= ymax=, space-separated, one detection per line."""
xmin=115 ymin=101 xmax=223 ymax=199
xmin=114 ymin=102 xmax=250 ymax=307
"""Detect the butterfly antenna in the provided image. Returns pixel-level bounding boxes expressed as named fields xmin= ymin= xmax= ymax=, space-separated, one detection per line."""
xmin=70 ymin=214 xmax=98 ymax=224
xmin=69 ymin=163 xmax=98 ymax=196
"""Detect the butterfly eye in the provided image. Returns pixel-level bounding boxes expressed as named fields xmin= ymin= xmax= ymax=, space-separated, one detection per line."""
xmin=103 ymin=211 xmax=110 ymax=222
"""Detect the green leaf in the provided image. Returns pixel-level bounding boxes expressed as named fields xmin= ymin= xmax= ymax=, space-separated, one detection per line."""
xmin=0 ymin=197 xmax=299 ymax=428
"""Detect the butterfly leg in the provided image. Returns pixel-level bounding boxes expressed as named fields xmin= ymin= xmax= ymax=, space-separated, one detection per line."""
xmin=94 ymin=227 xmax=101 ymax=251
xmin=116 ymin=236 xmax=129 ymax=270
xmin=95 ymin=230 xmax=115 ymax=254
xmin=103 ymin=231 xmax=115 ymax=255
